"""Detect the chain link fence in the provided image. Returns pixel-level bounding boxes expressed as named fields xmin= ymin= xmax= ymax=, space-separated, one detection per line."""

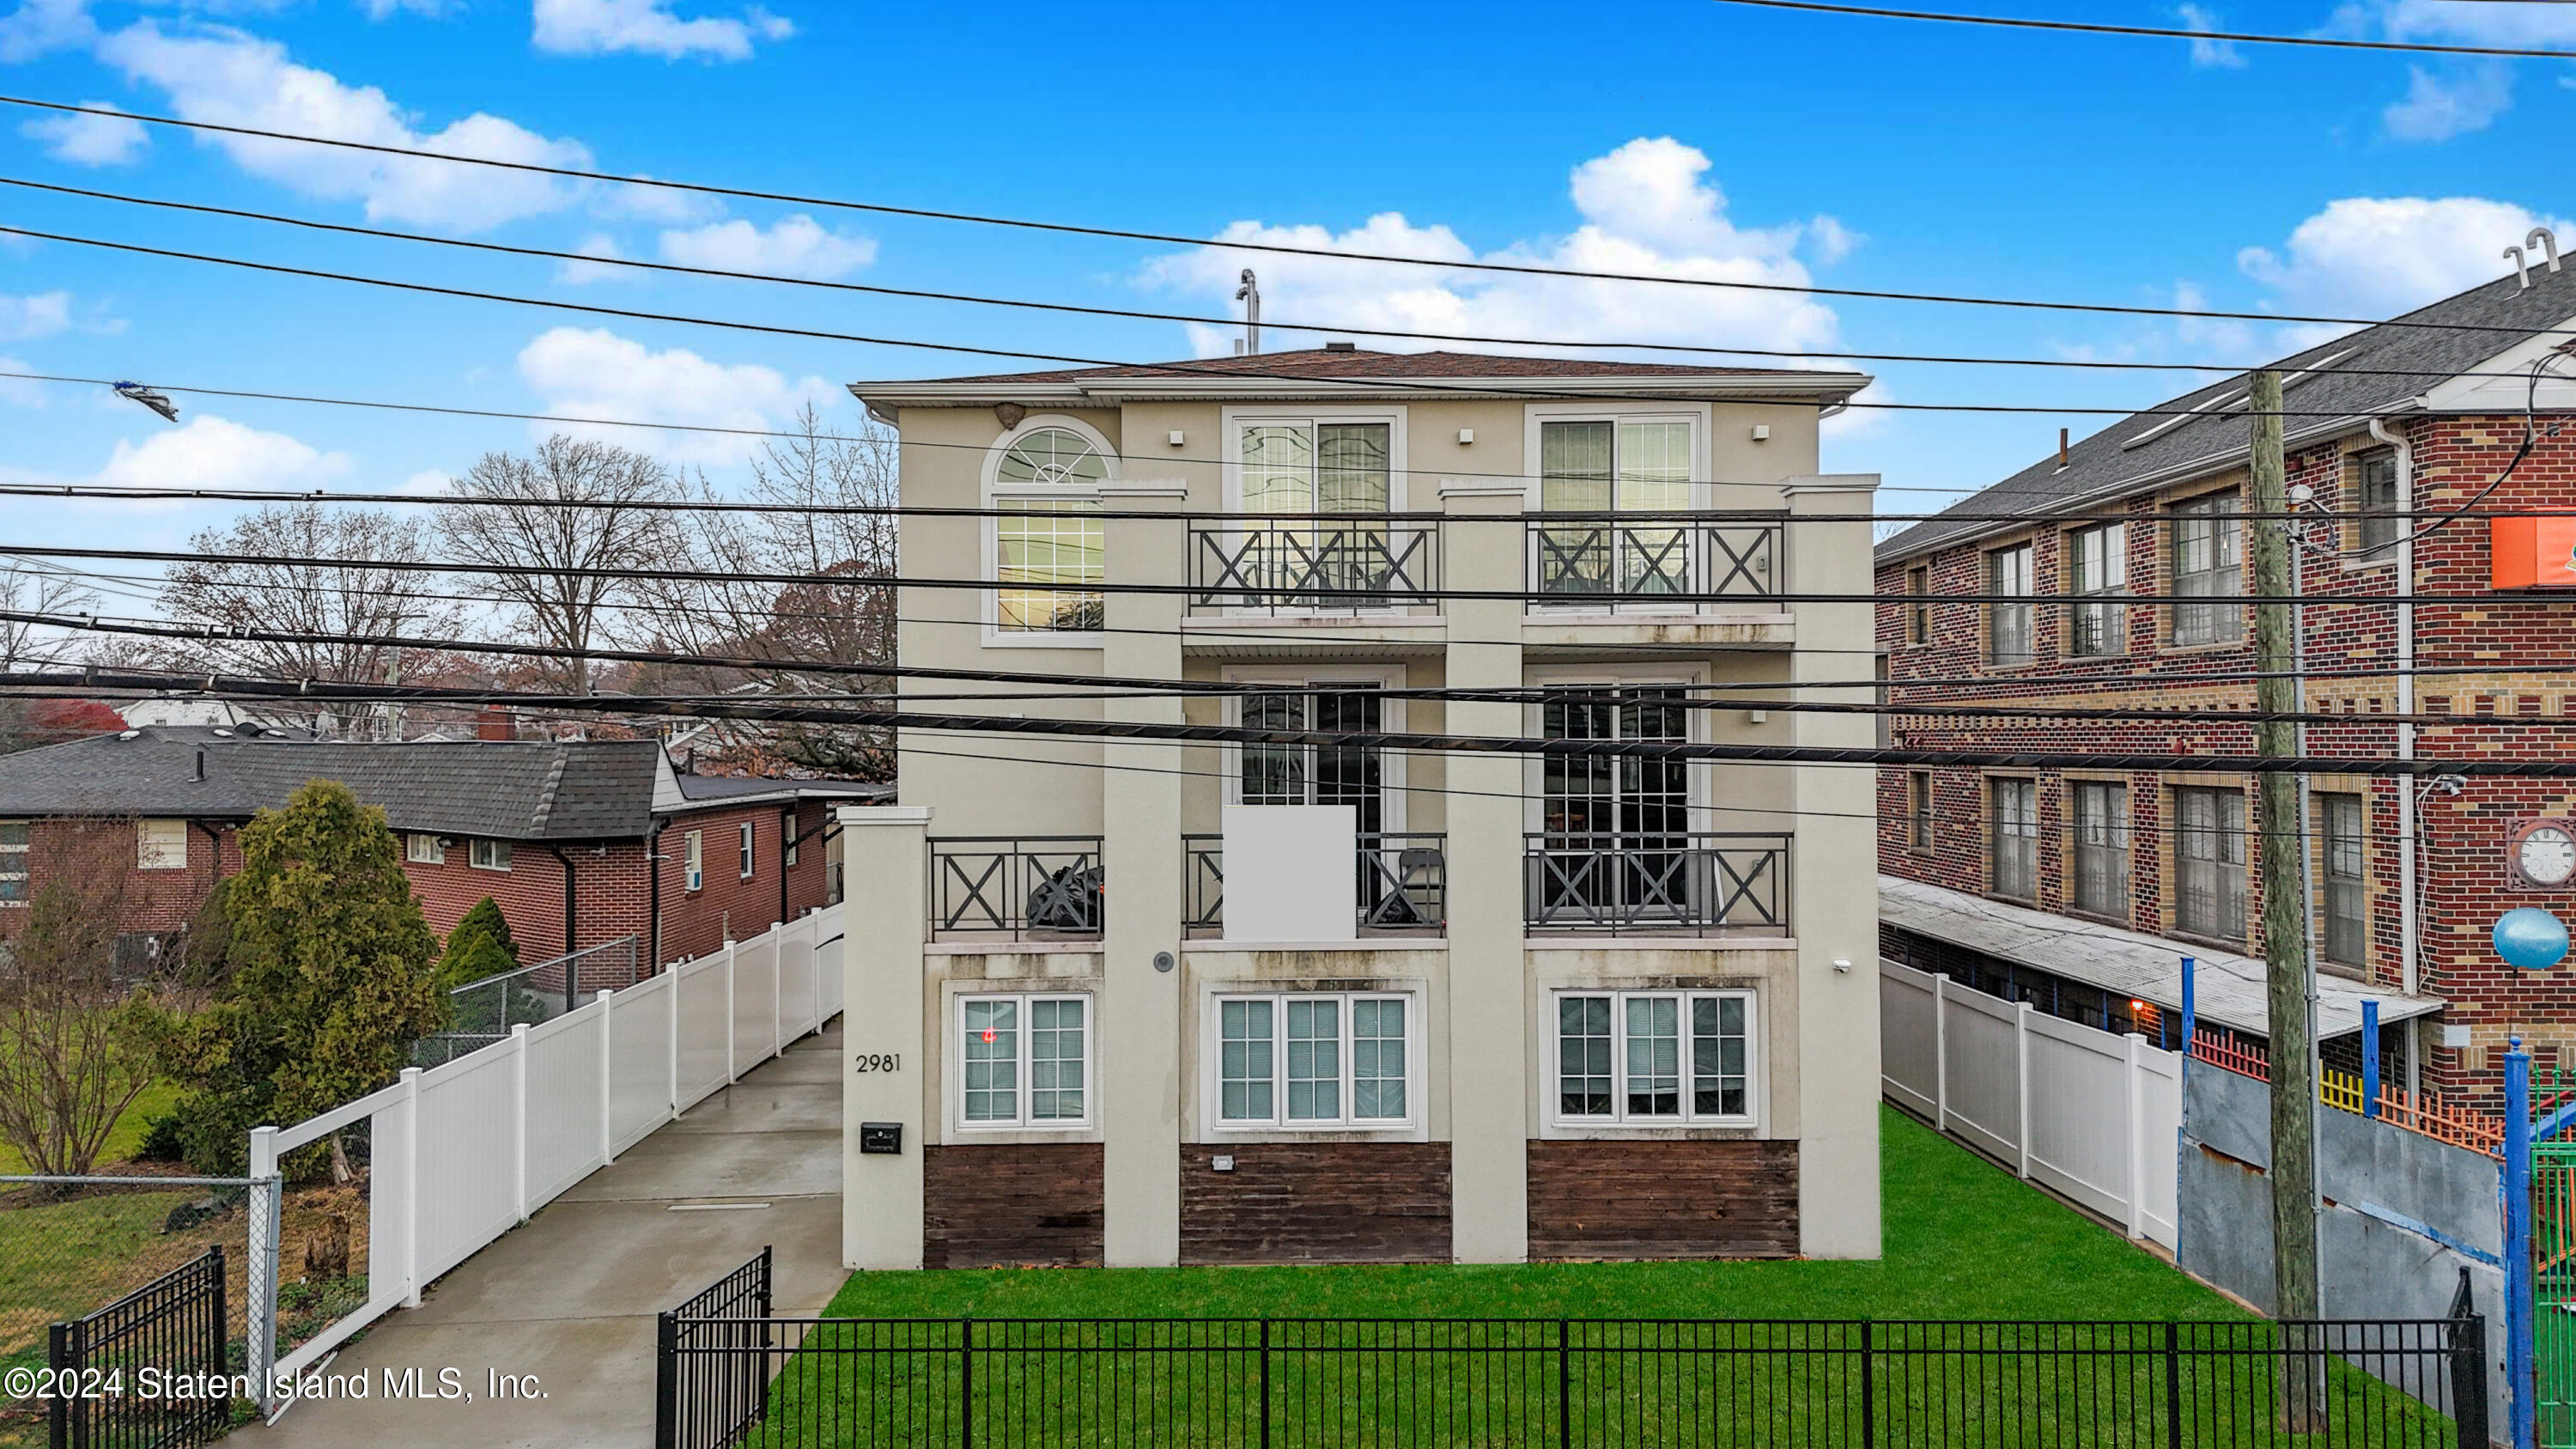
xmin=415 ymin=936 xmax=640 ymax=1067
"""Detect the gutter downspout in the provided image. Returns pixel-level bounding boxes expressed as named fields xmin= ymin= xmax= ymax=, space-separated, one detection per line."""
xmin=547 ymin=844 xmax=578 ymax=959
xmin=646 ymin=822 xmax=663 ymax=972
xmin=2368 ymin=416 xmax=2422 ymax=1092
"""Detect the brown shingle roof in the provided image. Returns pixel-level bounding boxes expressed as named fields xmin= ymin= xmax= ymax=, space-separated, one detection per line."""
xmin=882 ymin=347 xmax=1831 ymax=387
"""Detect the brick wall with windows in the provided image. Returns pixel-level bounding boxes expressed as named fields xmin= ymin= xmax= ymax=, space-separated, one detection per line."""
xmin=1878 ymin=415 xmax=2576 ymax=1107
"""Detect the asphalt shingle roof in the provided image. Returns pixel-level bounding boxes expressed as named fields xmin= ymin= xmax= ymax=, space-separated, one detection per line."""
xmin=0 ymin=731 xmax=658 ymax=840
xmin=862 ymin=346 xmax=1844 ymax=387
xmin=1875 ymin=263 xmax=2576 ymax=563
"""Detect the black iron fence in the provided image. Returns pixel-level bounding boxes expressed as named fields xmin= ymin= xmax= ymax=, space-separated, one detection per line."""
xmin=45 ymin=1245 xmax=230 ymax=1449
xmin=1526 ymin=515 xmax=1785 ymax=606
xmin=927 ymin=837 xmax=1104 ymax=941
xmin=656 ymin=1247 xmax=773 ymax=1449
xmin=655 ymin=1312 xmax=2485 ymax=1449
xmin=1188 ymin=517 xmax=1439 ymax=615
xmin=1183 ymin=834 xmax=1447 ymax=938
xmin=1524 ymin=832 xmax=1790 ymax=935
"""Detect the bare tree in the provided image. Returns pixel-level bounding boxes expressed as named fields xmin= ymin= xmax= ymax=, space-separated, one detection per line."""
xmin=155 ymin=504 xmax=469 ymax=733
xmin=0 ymin=823 xmax=164 ymax=1178
xmin=442 ymin=435 xmax=680 ymax=696
xmin=620 ymin=408 xmax=896 ymax=775
xmin=0 ymin=561 xmax=100 ymax=672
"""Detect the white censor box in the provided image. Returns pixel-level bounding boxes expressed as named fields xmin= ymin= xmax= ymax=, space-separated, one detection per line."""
xmin=1221 ymin=805 xmax=1356 ymax=943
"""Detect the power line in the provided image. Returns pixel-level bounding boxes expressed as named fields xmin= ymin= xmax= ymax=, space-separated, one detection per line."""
xmin=0 ymin=92 xmax=2548 ymax=337
xmin=1708 ymin=0 xmax=2576 ymax=58
xmin=17 ymin=222 xmax=2545 ymax=423
xmin=7 ymin=173 xmax=2565 ymax=386
xmin=1 ymin=667 xmax=2553 ymax=776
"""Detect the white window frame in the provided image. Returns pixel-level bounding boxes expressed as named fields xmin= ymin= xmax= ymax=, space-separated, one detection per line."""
xmin=1206 ymin=990 xmax=1419 ymax=1132
xmin=469 ymin=838 xmax=513 ymax=872
xmin=782 ymin=810 xmax=799 ymax=868
xmin=1218 ymin=405 xmax=1409 ymax=513
xmin=1550 ymin=988 xmax=1759 ymax=1128
xmin=955 ymin=991 xmax=1094 ymax=1131
xmin=2066 ymin=522 xmax=2128 ymax=659
xmin=1518 ymin=402 xmax=1710 ymax=512
xmin=0 ymin=819 xmax=27 ymax=905
xmin=981 ymin=415 xmax=1117 ymax=649
xmin=406 ymin=833 xmax=445 ymax=866
xmin=137 ymin=819 xmax=187 ymax=871
xmin=683 ymin=830 xmax=704 ymax=892
xmin=738 ymin=821 xmax=756 ymax=880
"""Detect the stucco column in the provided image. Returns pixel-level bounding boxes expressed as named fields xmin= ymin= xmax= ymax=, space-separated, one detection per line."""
xmin=1439 ymin=484 xmax=1532 ymax=1263
xmin=1783 ymin=475 xmax=1884 ymax=1260
xmin=839 ymin=803 xmax=931 ymax=1270
xmin=1099 ymin=483 xmax=1189 ymax=1266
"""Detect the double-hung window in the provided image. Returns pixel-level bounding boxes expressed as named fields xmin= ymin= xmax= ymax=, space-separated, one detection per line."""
xmin=2171 ymin=494 xmax=2243 ymax=646
xmin=1987 ymin=544 xmax=2034 ymax=665
xmin=993 ymin=426 xmax=1106 ymax=635
xmin=683 ymin=831 xmax=704 ymax=892
xmin=2067 ymin=523 xmax=2127 ymax=657
xmin=1554 ymin=989 xmax=1755 ymax=1124
xmin=137 ymin=819 xmax=186 ymax=871
xmin=1534 ymin=416 xmax=1695 ymax=599
xmin=1906 ymin=770 xmax=1934 ymax=852
xmin=738 ymin=822 xmax=756 ymax=880
xmin=1990 ymin=778 xmax=2038 ymax=901
xmin=2173 ymin=786 xmax=2248 ymax=941
xmin=782 ymin=811 xmax=799 ymax=868
xmin=1905 ymin=565 xmax=1930 ymax=645
xmin=960 ymin=994 xmax=1089 ymax=1127
xmin=2356 ymin=451 xmax=2401 ymax=557
xmin=1215 ymin=993 xmax=1411 ymax=1128
xmin=405 ymin=833 xmax=444 ymax=865
xmin=0 ymin=820 xmax=26 ymax=904
xmin=2321 ymin=793 xmax=2366 ymax=968
xmin=2069 ymin=780 xmax=2130 ymax=920
xmin=470 ymin=838 xmax=513 ymax=872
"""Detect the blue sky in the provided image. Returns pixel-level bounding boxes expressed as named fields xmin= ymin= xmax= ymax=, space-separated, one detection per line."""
xmin=2 ymin=0 xmax=2573 ymax=573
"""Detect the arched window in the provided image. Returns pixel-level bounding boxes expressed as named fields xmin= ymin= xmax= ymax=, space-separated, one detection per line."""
xmin=987 ymin=421 xmax=1111 ymax=637
xmin=996 ymin=427 xmax=1109 ymax=489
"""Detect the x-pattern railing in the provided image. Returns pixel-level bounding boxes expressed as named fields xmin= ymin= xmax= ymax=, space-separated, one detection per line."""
xmin=1189 ymin=517 xmax=1438 ymax=614
xmin=928 ymin=836 xmax=1104 ymax=940
xmin=1183 ymin=833 xmax=1446 ymax=936
xmin=1527 ymin=516 xmax=1784 ymax=606
xmin=1524 ymin=833 xmax=1789 ymax=935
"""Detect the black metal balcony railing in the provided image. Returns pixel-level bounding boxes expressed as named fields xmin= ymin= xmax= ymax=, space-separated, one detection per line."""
xmin=1525 ymin=516 xmax=1785 ymax=606
xmin=1183 ymin=833 xmax=1447 ymax=937
xmin=928 ymin=836 xmax=1103 ymax=941
xmin=1188 ymin=517 xmax=1439 ymax=615
xmin=1523 ymin=832 xmax=1790 ymax=935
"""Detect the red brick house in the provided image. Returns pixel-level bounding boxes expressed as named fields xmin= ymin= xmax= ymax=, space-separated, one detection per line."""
xmin=0 ymin=725 xmax=886 ymax=974
xmin=1875 ymin=250 xmax=2576 ymax=1109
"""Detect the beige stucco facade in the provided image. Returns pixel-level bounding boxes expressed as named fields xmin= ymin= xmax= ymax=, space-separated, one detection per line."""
xmin=841 ymin=354 xmax=1883 ymax=1268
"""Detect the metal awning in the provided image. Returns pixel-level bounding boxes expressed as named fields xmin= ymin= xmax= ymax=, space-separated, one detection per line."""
xmin=1880 ymin=874 xmax=2445 ymax=1040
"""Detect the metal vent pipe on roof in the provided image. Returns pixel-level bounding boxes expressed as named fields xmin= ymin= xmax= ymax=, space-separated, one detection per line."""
xmin=1235 ymin=269 xmax=1261 ymax=356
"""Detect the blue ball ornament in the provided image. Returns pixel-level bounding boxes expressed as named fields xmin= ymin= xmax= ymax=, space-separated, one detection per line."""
xmin=2494 ymin=907 xmax=2570 ymax=971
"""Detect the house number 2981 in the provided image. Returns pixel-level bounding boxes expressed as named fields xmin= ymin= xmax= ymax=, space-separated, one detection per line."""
xmin=854 ymin=1054 xmax=901 ymax=1074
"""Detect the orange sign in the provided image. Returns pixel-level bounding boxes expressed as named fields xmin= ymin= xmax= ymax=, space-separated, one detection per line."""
xmin=2491 ymin=516 xmax=2576 ymax=589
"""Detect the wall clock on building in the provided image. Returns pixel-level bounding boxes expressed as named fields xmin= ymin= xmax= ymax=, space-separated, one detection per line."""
xmin=2509 ymin=819 xmax=2576 ymax=890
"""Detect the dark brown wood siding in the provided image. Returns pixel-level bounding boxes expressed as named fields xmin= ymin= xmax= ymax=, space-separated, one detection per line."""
xmin=1179 ymin=1142 xmax=1452 ymax=1264
xmin=923 ymin=1142 xmax=1104 ymax=1269
xmin=1527 ymin=1139 xmax=1798 ymax=1259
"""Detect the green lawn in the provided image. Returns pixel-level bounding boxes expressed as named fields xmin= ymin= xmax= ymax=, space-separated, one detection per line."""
xmin=0 ymin=1081 xmax=178 ymax=1178
xmin=823 ymin=1105 xmax=2240 ymax=1321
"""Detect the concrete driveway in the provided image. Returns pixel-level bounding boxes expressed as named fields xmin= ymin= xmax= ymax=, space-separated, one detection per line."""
xmin=245 ymin=1023 xmax=843 ymax=1449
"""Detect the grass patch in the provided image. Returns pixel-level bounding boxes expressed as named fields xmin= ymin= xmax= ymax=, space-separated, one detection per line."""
xmin=824 ymin=1105 xmax=2238 ymax=1321
xmin=0 ymin=1080 xmax=180 ymax=1178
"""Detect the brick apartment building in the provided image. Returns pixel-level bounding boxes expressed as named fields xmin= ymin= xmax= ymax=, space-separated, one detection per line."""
xmin=0 ymin=725 xmax=885 ymax=974
xmin=1873 ymin=249 xmax=2576 ymax=1109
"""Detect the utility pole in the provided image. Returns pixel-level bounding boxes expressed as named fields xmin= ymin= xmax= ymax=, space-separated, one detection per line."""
xmin=2250 ymin=368 xmax=2324 ymax=1428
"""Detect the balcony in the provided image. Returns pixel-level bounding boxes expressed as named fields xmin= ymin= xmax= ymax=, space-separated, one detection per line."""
xmin=1523 ymin=833 xmax=1791 ymax=937
xmin=1183 ymin=833 xmax=1447 ymax=939
xmin=927 ymin=836 xmax=1103 ymax=942
xmin=1524 ymin=516 xmax=1785 ymax=610
xmin=1188 ymin=516 xmax=1440 ymax=618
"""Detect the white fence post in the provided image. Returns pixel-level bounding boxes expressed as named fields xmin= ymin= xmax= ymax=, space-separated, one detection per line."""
xmin=666 ymin=963 xmax=680 ymax=1121
xmin=598 ymin=988 xmax=616 ymax=1167
xmin=399 ymin=1066 xmax=424 ymax=1308
xmin=2014 ymin=1001 xmax=2034 ymax=1180
xmin=773 ymin=927 xmax=784 ymax=1059
xmin=2123 ymin=1032 xmax=2147 ymax=1240
xmin=724 ymin=943 xmax=738 ymax=1084
xmin=1932 ymin=973 xmax=1950 ymax=1134
xmin=509 ymin=1024 xmax=530 ymax=1223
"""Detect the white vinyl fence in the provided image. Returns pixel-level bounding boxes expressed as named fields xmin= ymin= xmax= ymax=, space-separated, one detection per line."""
xmin=247 ymin=904 xmax=847 ymax=1410
xmin=1880 ymin=958 xmax=2180 ymax=1249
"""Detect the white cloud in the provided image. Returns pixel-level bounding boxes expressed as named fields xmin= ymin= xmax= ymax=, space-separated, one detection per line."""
xmin=592 ymin=176 xmax=726 ymax=225
xmin=21 ymin=100 xmax=149 ymax=166
xmin=2239 ymin=196 xmax=2576 ymax=337
xmin=0 ymin=356 xmax=45 ymax=409
xmin=93 ymin=414 xmax=352 ymax=490
xmin=2177 ymin=4 xmax=2246 ymax=69
xmin=1139 ymin=137 xmax=1842 ymax=362
xmin=1807 ymin=214 xmax=1861 ymax=266
xmin=0 ymin=291 xmax=71 ymax=342
xmin=2376 ymin=0 xmax=2576 ymax=46
xmin=532 ymin=0 xmax=793 ymax=61
xmin=2383 ymin=64 xmax=2514 ymax=143
xmin=358 ymin=0 xmax=453 ymax=15
xmin=657 ymin=215 xmax=877 ymax=280
xmin=556 ymin=234 xmax=637 ymax=285
xmin=513 ymin=326 xmax=839 ymax=464
xmin=0 ymin=0 xmax=96 ymax=64
xmin=94 ymin=21 xmax=595 ymax=233
xmin=398 ymin=469 xmax=454 ymax=495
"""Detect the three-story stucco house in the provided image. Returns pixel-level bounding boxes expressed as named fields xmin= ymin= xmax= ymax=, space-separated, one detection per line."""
xmin=835 ymin=345 xmax=1884 ymax=1269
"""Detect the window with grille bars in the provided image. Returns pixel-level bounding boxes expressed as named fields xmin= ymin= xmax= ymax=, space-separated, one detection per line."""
xmin=1214 ymin=993 xmax=1411 ymax=1128
xmin=959 ymin=995 xmax=1089 ymax=1128
xmin=1988 ymin=544 xmax=2034 ymax=665
xmin=2067 ymin=523 xmax=2127 ymax=657
xmin=2173 ymin=785 xmax=2248 ymax=941
xmin=1907 ymin=771 xmax=1934 ymax=852
xmin=2322 ymin=793 xmax=2367 ymax=968
xmin=2070 ymin=780 xmax=2131 ymax=920
xmin=2356 ymin=452 xmax=2401 ymax=557
xmin=2170 ymin=494 xmax=2243 ymax=646
xmin=1553 ymin=989 xmax=1755 ymax=1124
xmin=1990 ymin=777 xmax=2038 ymax=901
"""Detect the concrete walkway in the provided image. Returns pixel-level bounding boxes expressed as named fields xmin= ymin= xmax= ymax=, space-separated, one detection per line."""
xmin=246 ymin=1022 xmax=843 ymax=1449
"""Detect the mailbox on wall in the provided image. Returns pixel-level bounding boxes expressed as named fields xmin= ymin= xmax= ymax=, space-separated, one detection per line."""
xmin=2492 ymin=516 xmax=2576 ymax=589
xmin=859 ymin=1122 xmax=902 ymax=1155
